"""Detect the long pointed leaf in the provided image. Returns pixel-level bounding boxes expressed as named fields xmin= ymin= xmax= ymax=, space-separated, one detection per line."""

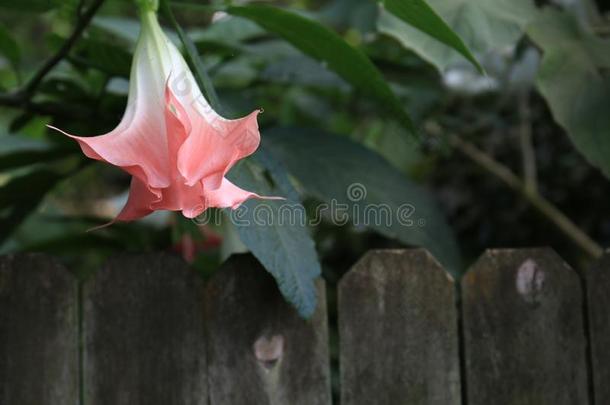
xmin=380 ymin=0 xmax=483 ymax=73
xmin=226 ymin=4 xmax=418 ymax=138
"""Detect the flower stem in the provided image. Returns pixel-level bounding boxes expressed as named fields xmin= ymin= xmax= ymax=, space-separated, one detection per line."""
xmin=136 ymin=0 xmax=159 ymax=13
xmin=137 ymin=2 xmax=171 ymax=82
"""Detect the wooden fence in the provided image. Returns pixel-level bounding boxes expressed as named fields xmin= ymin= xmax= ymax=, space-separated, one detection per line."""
xmin=0 ymin=248 xmax=608 ymax=405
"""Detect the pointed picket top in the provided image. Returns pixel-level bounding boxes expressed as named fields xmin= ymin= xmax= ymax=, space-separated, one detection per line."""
xmin=339 ymin=249 xmax=460 ymax=405
xmin=205 ymin=254 xmax=331 ymax=405
xmin=462 ymin=248 xmax=588 ymax=405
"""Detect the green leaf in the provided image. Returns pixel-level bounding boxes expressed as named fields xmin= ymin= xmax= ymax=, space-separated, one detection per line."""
xmin=92 ymin=16 xmax=143 ymax=44
xmin=320 ymin=0 xmax=377 ymax=33
xmin=0 ymin=136 xmax=76 ymax=171
xmin=226 ymin=158 xmax=321 ymax=318
xmin=189 ymin=15 xmax=264 ymax=46
xmin=380 ymin=0 xmax=482 ymax=73
xmin=0 ymin=169 xmax=64 ymax=245
xmin=17 ymin=216 xmax=171 ymax=255
xmin=93 ymin=16 xmax=180 ymax=46
xmin=73 ymin=38 xmax=132 ymax=77
xmin=527 ymin=8 xmax=610 ymax=179
xmin=378 ymin=0 xmax=536 ymax=72
xmin=226 ymin=4 xmax=417 ymax=137
xmin=0 ymin=0 xmax=56 ymax=12
xmin=212 ymin=56 xmax=259 ymax=89
xmin=0 ymin=24 xmax=19 ymax=72
xmin=264 ymin=127 xmax=461 ymax=273
xmin=260 ymin=54 xmax=348 ymax=90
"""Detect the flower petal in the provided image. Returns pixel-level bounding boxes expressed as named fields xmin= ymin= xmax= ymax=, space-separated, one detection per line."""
xmin=177 ymin=108 xmax=261 ymax=189
xmin=149 ymin=181 xmax=206 ymax=219
xmin=47 ymin=23 xmax=173 ymax=189
xmin=164 ymin=82 xmax=191 ymax=166
xmin=205 ymin=177 xmax=282 ymax=209
xmin=115 ymin=176 xmax=161 ymax=222
xmin=47 ymin=117 xmax=170 ymax=189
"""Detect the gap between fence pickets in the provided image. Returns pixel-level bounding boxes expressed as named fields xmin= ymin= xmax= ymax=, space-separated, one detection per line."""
xmin=0 ymin=249 xmax=608 ymax=405
xmin=585 ymin=250 xmax=610 ymax=405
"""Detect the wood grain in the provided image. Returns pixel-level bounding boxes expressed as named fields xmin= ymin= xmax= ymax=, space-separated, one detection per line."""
xmin=205 ymin=254 xmax=331 ymax=405
xmin=339 ymin=249 xmax=461 ymax=405
xmin=83 ymin=253 xmax=207 ymax=405
xmin=462 ymin=249 xmax=588 ymax=405
xmin=0 ymin=254 xmax=78 ymax=405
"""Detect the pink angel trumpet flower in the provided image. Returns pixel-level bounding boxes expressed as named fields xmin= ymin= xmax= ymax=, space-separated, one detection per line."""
xmin=49 ymin=0 xmax=279 ymax=224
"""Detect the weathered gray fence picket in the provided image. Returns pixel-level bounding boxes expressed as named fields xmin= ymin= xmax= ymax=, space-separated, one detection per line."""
xmin=462 ymin=249 xmax=588 ymax=404
xmin=0 ymin=254 xmax=78 ymax=405
xmin=205 ymin=254 xmax=330 ymax=405
xmin=339 ymin=249 xmax=460 ymax=405
xmin=0 ymin=248 xmax=608 ymax=405
xmin=83 ymin=254 xmax=207 ymax=405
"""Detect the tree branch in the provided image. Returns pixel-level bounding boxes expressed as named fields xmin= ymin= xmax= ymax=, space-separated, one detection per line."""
xmin=444 ymin=130 xmax=603 ymax=259
xmin=0 ymin=0 xmax=106 ymax=108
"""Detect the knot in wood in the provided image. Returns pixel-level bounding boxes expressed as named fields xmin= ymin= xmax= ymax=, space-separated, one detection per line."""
xmin=515 ymin=259 xmax=545 ymax=304
xmin=253 ymin=334 xmax=284 ymax=370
